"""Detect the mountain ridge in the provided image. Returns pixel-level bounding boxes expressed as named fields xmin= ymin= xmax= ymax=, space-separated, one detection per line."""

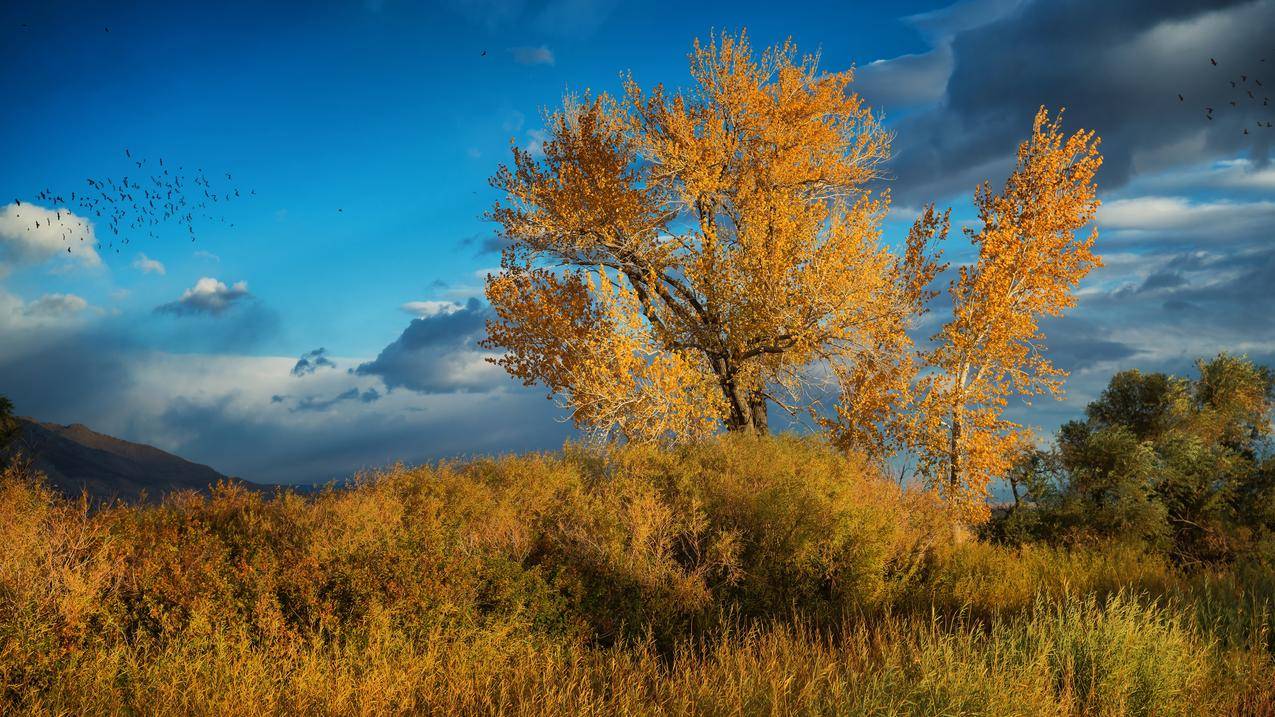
xmin=8 ymin=417 xmax=269 ymax=503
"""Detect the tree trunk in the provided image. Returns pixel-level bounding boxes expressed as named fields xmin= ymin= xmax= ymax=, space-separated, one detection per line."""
xmin=717 ymin=366 xmax=770 ymax=434
xmin=948 ymin=409 xmax=961 ymax=490
xmin=747 ymin=391 xmax=769 ymax=433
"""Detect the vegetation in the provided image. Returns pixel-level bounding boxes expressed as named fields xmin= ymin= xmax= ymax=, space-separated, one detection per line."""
xmin=482 ymin=33 xmax=1102 ymax=516
xmin=0 ymin=397 xmax=17 ymax=452
xmin=4 ymin=31 xmax=1271 ymax=717
xmin=995 ymin=353 xmax=1275 ymax=565
xmin=3 ymin=436 xmax=1273 ymax=715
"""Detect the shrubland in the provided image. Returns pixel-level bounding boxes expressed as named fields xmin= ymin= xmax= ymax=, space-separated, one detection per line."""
xmin=3 ymin=435 xmax=1272 ymax=715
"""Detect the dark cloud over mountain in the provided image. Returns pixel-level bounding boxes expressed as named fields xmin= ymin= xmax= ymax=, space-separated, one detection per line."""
xmin=878 ymin=0 xmax=1275 ymax=205
xmin=354 ymin=298 xmax=506 ymax=394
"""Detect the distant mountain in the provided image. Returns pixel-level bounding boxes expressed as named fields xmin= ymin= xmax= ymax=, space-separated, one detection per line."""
xmin=8 ymin=418 xmax=269 ymax=503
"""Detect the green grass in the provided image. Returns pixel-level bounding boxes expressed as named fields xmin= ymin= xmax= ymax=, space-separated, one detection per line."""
xmin=2 ymin=436 xmax=1272 ymax=715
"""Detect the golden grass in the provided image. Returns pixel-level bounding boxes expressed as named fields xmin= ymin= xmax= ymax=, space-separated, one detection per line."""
xmin=1 ymin=437 xmax=1272 ymax=715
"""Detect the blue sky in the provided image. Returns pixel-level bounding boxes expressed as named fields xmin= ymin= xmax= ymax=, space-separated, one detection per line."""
xmin=2 ymin=0 xmax=1273 ymax=484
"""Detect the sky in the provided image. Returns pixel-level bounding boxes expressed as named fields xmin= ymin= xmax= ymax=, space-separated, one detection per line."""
xmin=1 ymin=0 xmax=1273 ymax=485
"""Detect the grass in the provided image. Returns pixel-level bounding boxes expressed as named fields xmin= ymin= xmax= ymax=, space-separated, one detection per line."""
xmin=2 ymin=436 xmax=1272 ymax=715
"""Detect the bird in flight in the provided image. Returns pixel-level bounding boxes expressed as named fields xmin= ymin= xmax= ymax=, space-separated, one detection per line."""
xmin=1211 ymin=58 xmax=1218 ymax=65
xmin=1178 ymin=94 xmax=1184 ymax=101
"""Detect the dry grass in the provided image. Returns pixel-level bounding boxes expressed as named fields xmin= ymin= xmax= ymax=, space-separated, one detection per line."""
xmin=1 ymin=437 xmax=1272 ymax=715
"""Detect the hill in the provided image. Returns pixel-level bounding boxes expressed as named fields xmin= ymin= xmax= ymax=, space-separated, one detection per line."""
xmin=8 ymin=417 xmax=265 ymax=502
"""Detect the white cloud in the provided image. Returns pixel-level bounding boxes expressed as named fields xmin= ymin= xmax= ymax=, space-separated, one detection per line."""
xmin=132 ymin=252 xmax=166 ymax=275
xmin=157 ymin=277 xmax=251 ymax=316
xmin=1134 ymin=159 xmax=1275 ymax=194
xmin=525 ymin=128 xmax=548 ymax=158
xmin=0 ymin=289 xmax=94 ymax=329
xmin=509 ymin=45 xmax=555 ymax=65
xmin=194 ymin=250 xmax=221 ymax=262
xmin=400 ymin=300 xmax=465 ymax=318
xmin=1098 ymin=196 xmax=1275 ymax=238
xmin=0 ymin=202 xmax=100 ymax=269
xmin=23 ymin=293 xmax=88 ymax=317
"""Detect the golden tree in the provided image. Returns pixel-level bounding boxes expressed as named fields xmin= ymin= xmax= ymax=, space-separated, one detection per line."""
xmin=483 ymin=33 xmax=911 ymax=440
xmin=908 ymin=107 xmax=1103 ymax=518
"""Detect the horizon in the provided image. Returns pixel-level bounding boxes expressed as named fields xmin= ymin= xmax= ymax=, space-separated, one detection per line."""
xmin=3 ymin=0 xmax=1274 ymax=485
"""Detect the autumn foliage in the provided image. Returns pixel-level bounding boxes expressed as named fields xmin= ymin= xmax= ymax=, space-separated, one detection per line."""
xmin=482 ymin=31 xmax=1103 ymax=517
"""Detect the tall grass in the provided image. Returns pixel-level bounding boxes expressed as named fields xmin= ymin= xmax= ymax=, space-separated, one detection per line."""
xmin=2 ymin=437 xmax=1272 ymax=715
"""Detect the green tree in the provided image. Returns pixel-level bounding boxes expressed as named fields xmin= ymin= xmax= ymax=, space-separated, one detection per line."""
xmin=998 ymin=354 xmax=1275 ymax=563
xmin=0 ymin=396 xmax=18 ymax=452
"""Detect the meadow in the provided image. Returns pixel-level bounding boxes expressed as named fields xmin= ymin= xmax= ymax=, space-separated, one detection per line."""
xmin=2 ymin=435 xmax=1272 ymax=715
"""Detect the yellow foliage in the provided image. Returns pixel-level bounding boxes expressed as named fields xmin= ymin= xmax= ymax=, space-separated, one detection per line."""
xmin=482 ymin=34 xmax=1104 ymax=521
xmin=909 ymin=107 xmax=1103 ymax=520
xmin=484 ymin=31 xmax=903 ymax=437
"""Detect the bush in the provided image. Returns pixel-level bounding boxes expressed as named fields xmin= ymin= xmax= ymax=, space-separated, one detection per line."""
xmin=2 ymin=436 xmax=1273 ymax=714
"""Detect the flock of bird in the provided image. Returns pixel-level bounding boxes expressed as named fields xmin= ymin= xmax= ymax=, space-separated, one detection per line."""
xmin=12 ymin=149 xmax=254 ymax=257
xmin=1183 ymin=56 xmax=1273 ymax=133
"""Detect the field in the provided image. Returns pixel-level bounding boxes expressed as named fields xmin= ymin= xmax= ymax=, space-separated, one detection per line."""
xmin=2 ymin=436 xmax=1273 ymax=715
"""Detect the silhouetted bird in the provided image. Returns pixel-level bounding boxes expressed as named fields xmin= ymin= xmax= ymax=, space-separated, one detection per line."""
xmin=1241 ymin=74 xmax=1247 ymax=82
xmin=1231 ymin=100 xmax=1238 ymax=107
xmin=1211 ymin=58 xmax=1218 ymax=65
xmin=1244 ymin=128 xmax=1249 ymax=134
xmin=1179 ymin=94 xmax=1184 ymax=101
xmin=1231 ymin=81 xmax=1237 ymax=87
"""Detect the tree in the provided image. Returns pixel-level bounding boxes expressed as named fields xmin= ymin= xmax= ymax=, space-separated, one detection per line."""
xmin=484 ymin=33 xmax=909 ymax=440
xmin=998 ymin=355 xmax=1275 ymax=562
xmin=907 ymin=108 xmax=1103 ymax=518
xmin=0 ymin=396 xmax=18 ymax=453
xmin=482 ymin=34 xmax=1104 ymax=522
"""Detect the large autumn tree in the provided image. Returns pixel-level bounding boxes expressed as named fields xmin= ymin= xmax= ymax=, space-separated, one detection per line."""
xmin=483 ymin=34 xmax=1103 ymax=516
xmin=484 ymin=33 xmax=918 ymax=440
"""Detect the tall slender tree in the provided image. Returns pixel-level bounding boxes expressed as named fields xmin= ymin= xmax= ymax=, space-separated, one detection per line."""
xmin=909 ymin=107 xmax=1103 ymax=518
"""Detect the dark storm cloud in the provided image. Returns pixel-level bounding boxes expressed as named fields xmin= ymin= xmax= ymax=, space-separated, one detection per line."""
xmin=0 ymin=326 xmax=138 ymax=427
xmin=290 ymin=387 xmax=382 ymax=413
xmin=158 ymin=390 xmax=571 ymax=485
xmin=0 ymin=307 xmax=569 ymax=485
xmin=1036 ymin=318 xmax=1140 ymax=372
xmin=882 ymin=0 xmax=1275 ymax=205
xmin=458 ymin=232 xmax=513 ymax=257
xmin=291 ymin=347 xmax=337 ymax=376
xmin=1133 ymin=245 xmax=1275 ymax=332
xmin=354 ymin=297 xmax=505 ymax=393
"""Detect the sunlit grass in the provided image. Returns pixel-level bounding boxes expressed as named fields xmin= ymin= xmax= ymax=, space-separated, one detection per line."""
xmin=2 ymin=437 xmax=1272 ymax=715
